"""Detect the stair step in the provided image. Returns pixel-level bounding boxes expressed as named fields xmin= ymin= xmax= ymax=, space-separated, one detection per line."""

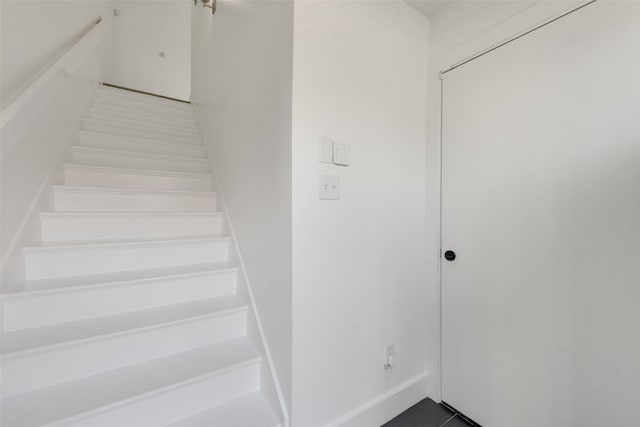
xmin=167 ymin=392 xmax=281 ymax=427
xmin=89 ymin=102 xmax=195 ymax=125
xmin=85 ymin=111 xmax=199 ymax=136
xmin=1 ymin=296 xmax=248 ymax=396
xmin=87 ymin=108 xmax=197 ymax=132
xmin=1 ymin=337 xmax=260 ymax=427
xmin=76 ymin=130 xmax=205 ymax=158
xmin=97 ymin=86 xmax=192 ymax=111
xmin=70 ymin=146 xmax=209 ymax=174
xmin=3 ymin=263 xmax=238 ymax=330
xmin=23 ymin=235 xmax=230 ymax=281
xmin=93 ymin=94 xmax=193 ymax=118
xmin=63 ymin=163 xmax=213 ymax=192
xmin=51 ymin=185 xmax=217 ymax=212
xmin=82 ymin=118 xmax=200 ymax=145
xmin=40 ymin=211 xmax=223 ymax=242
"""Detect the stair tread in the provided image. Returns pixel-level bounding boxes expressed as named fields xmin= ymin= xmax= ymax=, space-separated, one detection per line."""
xmin=97 ymin=86 xmax=192 ymax=109
xmin=77 ymin=130 xmax=202 ymax=148
xmin=1 ymin=337 xmax=260 ymax=427
xmin=6 ymin=262 xmax=236 ymax=295
xmin=40 ymin=210 xmax=222 ymax=218
xmin=94 ymin=92 xmax=192 ymax=111
xmin=52 ymin=184 xmax=216 ymax=196
xmin=63 ymin=163 xmax=212 ymax=178
xmin=89 ymin=105 xmax=196 ymax=122
xmin=167 ymin=392 xmax=281 ymax=427
xmin=84 ymin=115 xmax=199 ymax=136
xmin=2 ymin=295 xmax=247 ymax=355
xmin=71 ymin=145 xmax=208 ymax=163
xmin=24 ymin=234 xmax=228 ymax=251
xmin=83 ymin=117 xmax=199 ymax=137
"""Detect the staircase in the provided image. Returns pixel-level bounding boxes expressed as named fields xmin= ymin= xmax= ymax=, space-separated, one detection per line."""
xmin=1 ymin=86 xmax=281 ymax=427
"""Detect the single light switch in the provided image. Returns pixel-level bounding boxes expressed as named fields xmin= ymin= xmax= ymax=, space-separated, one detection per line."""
xmin=319 ymin=137 xmax=333 ymax=164
xmin=333 ymin=142 xmax=351 ymax=166
xmin=319 ymin=175 xmax=340 ymax=200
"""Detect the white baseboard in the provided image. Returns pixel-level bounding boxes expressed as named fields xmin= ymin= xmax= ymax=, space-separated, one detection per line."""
xmin=327 ymin=373 xmax=429 ymax=427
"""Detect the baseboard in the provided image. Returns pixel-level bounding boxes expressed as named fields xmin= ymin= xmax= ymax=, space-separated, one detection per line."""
xmin=326 ymin=373 xmax=429 ymax=427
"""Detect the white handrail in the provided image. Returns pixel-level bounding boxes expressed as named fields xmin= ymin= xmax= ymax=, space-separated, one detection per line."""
xmin=1 ymin=17 xmax=106 ymax=129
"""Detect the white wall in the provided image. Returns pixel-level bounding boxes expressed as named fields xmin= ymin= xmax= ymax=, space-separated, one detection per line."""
xmin=424 ymin=0 xmax=585 ymax=400
xmin=1 ymin=2 xmax=113 ymax=287
xmin=111 ymin=0 xmax=190 ymax=100
xmin=190 ymin=0 xmax=293 ymax=417
xmin=291 ymin=2 xmax=429 ymax=426
xmin=0 ymin=0 xmax=113 ymax=107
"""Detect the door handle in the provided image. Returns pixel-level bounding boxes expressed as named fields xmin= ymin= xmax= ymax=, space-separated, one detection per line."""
xmin=444 ymin=250 xmax=456 ymax=261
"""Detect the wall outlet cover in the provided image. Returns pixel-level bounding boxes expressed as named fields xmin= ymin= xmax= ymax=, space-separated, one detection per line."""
xmin=319 ymin=175 xmax=340 ymax=200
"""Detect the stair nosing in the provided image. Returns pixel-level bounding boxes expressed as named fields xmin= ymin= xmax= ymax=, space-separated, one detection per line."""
xmin=63 ymin=163 xmax=212 ymax=179
xmin=22 ymin=235 xmax=230 ymax=253
xmin=71 ymin=145 xmax=209 ymax=164
xmin=90 ymin=102 xmax=193 ymax=122
xmin=82 ymin=118 xmax=200 ymax=138
xmin=40 ymin=355 xmax=261 ymax=427
xmin=96 ymin=89 xmax=193 ymax=110
xmin=39 ymin=211 xmax=223 ymax=219
xmin=51 ymin=184 xmax=216 ymax=196
xmin=2 ymin=265 xmax=239 ymax=300
xmin=87 ymin=107 xmax=197 ymax=125
xmin=76 ymin=130 xmax=203 ymax=149
xmin=83 ymin=115 xmax=200 ymax=136
xmin=2 ymin=299 xmax=249 ymax=360
xmin=94 ymin=93 xmax=193 ymax=112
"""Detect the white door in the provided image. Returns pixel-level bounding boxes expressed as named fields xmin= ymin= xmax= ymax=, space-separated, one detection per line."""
xmin=441 ymin=2 xmax=640 ymax=427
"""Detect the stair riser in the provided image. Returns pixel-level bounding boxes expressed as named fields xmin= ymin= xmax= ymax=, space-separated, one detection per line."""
xmin=64 ymin=167 xmax=212 ymax=192
xmin=90 ymin=102 xmax=195 ymax=125
xmin=82 ymin=121 xmax=200 ymax=145
xmin=52 ymin=190 xmax=217 ymax=212
xmin=3 ymin=270 xmax=238 ymax=331
xmin=50 ymin=363 xmax=260 ymax=427
xmin=71 ymin=148 xmax=209 ymax=174
xmin=24 ymin=239 xmax=229 ymax=280
xmin=2 ymin=311 xmax=248 ymax=396
xmin=77 ymin=132 xmax=205 ymax=158
xmin=85 ymin=114 xmax=198 ymax=137
xmin=93 ymin=96 xmax=193 ymax=118
xmin=87 ymin=110 xmax=197 ymax=133
xmin=40 ymin=214 xmax=223 ymax=242
xmin=96 ymin=89 xmax=193 ymax=112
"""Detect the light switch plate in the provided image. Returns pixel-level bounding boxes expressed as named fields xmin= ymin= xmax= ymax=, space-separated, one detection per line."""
xmin=319 ymin=175 xmax=340 ymax=200
xmin=319 ymin=137 xmax=333 ymax=164
xmin=333 ymin=142 xmax=350 ymax=166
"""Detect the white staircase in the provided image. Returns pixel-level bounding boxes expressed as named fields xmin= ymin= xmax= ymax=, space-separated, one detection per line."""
xmin=0 ymin=86 xmax=281 ymax=427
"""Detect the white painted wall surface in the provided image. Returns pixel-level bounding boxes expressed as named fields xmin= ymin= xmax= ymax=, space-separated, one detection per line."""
xmin=190 ymin=0 xmax=293 ymax=416
xmin=0 ymin=0 xmax=113 ymax=108
xmin=111 ymin=0 xmax=190 ymax=100
xmin=424 ymin=0 xmax=584 ymax=400
xmin=1 ymin=6 xmax=113 ymax=287
xmin=291 ymin=2 xmax=429 ymax=426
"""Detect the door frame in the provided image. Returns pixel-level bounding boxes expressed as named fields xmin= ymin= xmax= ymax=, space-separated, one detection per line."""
xmin=433 ymin=0 xmax=600 ymax=405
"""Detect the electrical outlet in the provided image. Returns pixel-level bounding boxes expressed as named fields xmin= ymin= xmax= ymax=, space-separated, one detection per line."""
xmin=319 ymin=175 xmax=340 ymax=200
xmin=385 ymin=343 xmax=396 ymax=371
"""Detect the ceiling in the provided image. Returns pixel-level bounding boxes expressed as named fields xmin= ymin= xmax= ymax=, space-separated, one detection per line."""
xmin=404 ymin=0 xmax=455 ymax=17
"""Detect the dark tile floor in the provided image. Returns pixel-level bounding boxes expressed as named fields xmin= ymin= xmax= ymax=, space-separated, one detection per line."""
xmin=382 ymin=399 xmax=475 ymax=427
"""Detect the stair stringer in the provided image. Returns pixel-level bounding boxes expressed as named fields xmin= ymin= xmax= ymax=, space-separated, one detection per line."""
xmin=198 ymin=150 xmax=289 ymax=427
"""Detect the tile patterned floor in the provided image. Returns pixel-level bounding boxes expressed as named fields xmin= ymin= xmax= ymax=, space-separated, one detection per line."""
xmin=382 ymin=399 xmax=475 ymax=427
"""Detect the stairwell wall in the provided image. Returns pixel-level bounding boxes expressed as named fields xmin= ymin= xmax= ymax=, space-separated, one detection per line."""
xmin=190 ymin=0 xmax=293 ymax=420
xmin=1 ymin=2 xmax=114 ymax=288
xmin=291 ymin=1 xmax=429 ymax=426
